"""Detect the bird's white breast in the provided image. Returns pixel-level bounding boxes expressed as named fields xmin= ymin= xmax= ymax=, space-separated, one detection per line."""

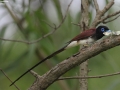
xmin=65 ymin=37 xmax=95 ymax=49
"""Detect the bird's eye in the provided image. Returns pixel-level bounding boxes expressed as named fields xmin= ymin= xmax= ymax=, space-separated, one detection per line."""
xmin=101 ymin=28 xmax=105 ymax=32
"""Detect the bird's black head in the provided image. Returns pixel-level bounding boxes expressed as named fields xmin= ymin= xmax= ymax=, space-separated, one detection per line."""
xmin=96 ymin=25 xmax=111 ymax=39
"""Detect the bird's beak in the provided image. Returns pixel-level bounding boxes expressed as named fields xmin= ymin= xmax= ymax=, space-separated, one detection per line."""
xmin=103 ymin=30 xmax=112 ymax=36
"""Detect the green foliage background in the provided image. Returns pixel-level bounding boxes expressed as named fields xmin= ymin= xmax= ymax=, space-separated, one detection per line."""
xmin=0 ymin=0 xmax=120 ymax=90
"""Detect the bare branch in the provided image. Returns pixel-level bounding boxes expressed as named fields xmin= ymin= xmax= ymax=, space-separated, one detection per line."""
xmin=80 ymin=0 xmax=89 ymax=29
xmin=100 ymin=10 xmax=120 ymax=23
xmin=105 ymin=10 xmax=120 ymax=19
xmin=103 ymin=14 xmax=120 ymax=24
xmin=57 ymin=0 xmax=73 ymax=29
xmin=0 ymin=68 xmax=20 ymax=90
xmin=80 ymin=0 xmax=90 ymax=90
xmin=0 ymin=38 xmax=30 ymax=44
xmin=71 ymin=22 xmax=81 ymax=26
xmin=101 ymin=0 xmax=114 ymax=14
xmin=108 ymin=10 xmax=120 ymax=17
xmin=30 ymin=70 xmax=41 ymax=78
xmin=42 ymin=20 xmax=55 ymax=29
xmin=58 ymin=71 xmax=120 ymax=80
xmin=91 ymin=0 xmax=114 ymax=28
xmin=93 ymin=0 xmax=100 ymax=13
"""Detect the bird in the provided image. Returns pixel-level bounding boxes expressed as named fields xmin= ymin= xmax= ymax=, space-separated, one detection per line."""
xmin=10 ymin=25 xmax=111 ymax=86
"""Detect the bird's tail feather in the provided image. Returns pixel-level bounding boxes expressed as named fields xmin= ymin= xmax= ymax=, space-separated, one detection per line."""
xmin=10 ymin=46 xmax=67 ymax=86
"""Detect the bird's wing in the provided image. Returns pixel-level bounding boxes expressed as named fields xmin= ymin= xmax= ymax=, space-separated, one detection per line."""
xmin=70 ymin=28 xmax=96 ymax=42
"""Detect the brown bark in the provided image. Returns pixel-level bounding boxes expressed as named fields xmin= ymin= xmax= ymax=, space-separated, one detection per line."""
xmin=79 ymin=0 xmax=89 ymax=90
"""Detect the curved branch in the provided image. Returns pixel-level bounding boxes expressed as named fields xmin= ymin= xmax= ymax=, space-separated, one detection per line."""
xmin=28 ymin=35 xmax=120 ymax=90
xmin=58 ymin=71 xmax=120 ymax=80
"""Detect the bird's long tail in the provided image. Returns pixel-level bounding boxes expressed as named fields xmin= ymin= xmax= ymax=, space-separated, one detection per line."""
xmin=10 ymin=46 xmax=66 ymax=86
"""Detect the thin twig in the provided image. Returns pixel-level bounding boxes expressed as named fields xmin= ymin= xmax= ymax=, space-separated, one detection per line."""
xmin=58 ymin=71 xmax=120 ymax=80
xmin=108 ymin=10 xmax=120 ymax=17
xmin=42 ymin=20 xmax=55 ymax=29
xmin=56 ymin=0 xmax=73 ymax=29
xmin=71 ymin=22 xmax=81 ymax=26
xmin=103 ymin=14 xmax=120 ymax=24
xmin=0 ymin=68 xmax=20 ymax=90
xmin=1 ymin=0 xmax=73 ymax=45
xmin=106 ymin=10 xmax=120 ymax=19
xmin=0 ymin=38 xmax=30 ymax=44
xmin=100 ymin=10 xmax=120 ymax=23
xmin=30 ymin=70 xmax=41 ymax=78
